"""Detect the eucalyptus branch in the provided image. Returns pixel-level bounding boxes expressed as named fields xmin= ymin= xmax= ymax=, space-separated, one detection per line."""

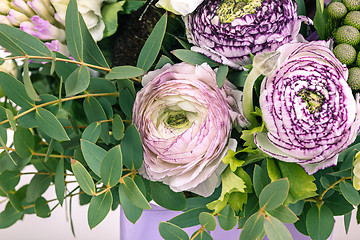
xmin=318 ymin=177 xmax=352 ymax=201
xmin=0 ymin=92 xmax=119 ymax=126
xmin=190 ymin=226 xmax=205 ymax=240
xmin=0 ymin=146 xmax=73 ymax=159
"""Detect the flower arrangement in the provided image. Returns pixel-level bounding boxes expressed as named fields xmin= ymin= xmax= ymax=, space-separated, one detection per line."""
xmin=0 ymin=0 xmax=360 ymax=239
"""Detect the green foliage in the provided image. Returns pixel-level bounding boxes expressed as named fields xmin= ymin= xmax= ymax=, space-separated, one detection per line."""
xmin=259 ymin=178 xmax=289 ymax=211
xmin=71 ymin=160 xmax=95 ymax=196
xmin=264 ymin=215 xmax=293 ymax=240
xmin=199 ymin=212 xmax=217 ymax=231
xmin=120 ymin=176 xmax=150 ymax=210
xmin=88 ymin=191 xmax=113 ymax=229
xmin=100 ymin=145 xmax=123 ymax=188
xmin=105 ymin=66 xmax=145 ymax=80
xmin=159 ymin=222 xmax=189 ymax=240
xmin=306 ymin=204 xmax=334 ymax=240
xmin=101 ymin=1 xmax=126 ymax=37
xmin=121 ymin=125 xmax=143 ymax=170
xmin=169 ymin=208 xmax=211 ymax=228
xmin=216 ymin=65 xmax=229 ymax=88
xmin=150 ymin=181 xmax=186 ymax=211
xmin=172 ymin=49 xmax=219 ymax=67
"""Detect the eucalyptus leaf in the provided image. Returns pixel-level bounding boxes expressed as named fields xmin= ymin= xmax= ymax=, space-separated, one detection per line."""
xmin=0 ymin=171 xmax=20 ymax=193
xmin=55 ymin=159 xmax=65 ymax=206
xmin=105 ymin=66 xmax=145 ymax=80
xmin=112 ymin=114 xmax=124 ymax=140
xmin=8 ymin=193 xmax=23 ymax=212
xmin=199 ymin=212 xmax=217 ymax=231
xmin=80 ymin=139 xmax=107 ymax=177
xmin=65 ymin=0 xmax=83 ymax=61
xmin=239 ymin=211 xmax=265 ymax=240
xmin=25 ymin=174 xmax=52 ymax=203
xmin=65 ymin=66 xmax=90 ymax=96
xmin=216 ymin=65 xmax=228 ymax=88
xmin=13 ymin=126 xmax=34 ymax=158
xmin=82 ymin=122 xmax=102 ymax=143
xmin=0 ymin=204 xmax=23 ymax=229
xmin=121 ymin=125 xmax=143 ymax=170
xmin=71 ymin=159 xmax=95 ymax=196
xmin=120 ymin=176 xmax=150 ymax=210
xmin=259 ymin=178 xmax=289 ymax=211
xmin=137 ymin=13 xmax=168 ymax=72
xmin=100 ymin=145 xmax=122 ymax=188
xmin=150 ymin=181 xmax=186 ymax=211
xmin=268 ymin=205 xmax=298 ymax=224
xmin=23 ymin=59 xmax=40 ymax=101
xmin=172 ymin=49 xmax=219 ymax=68
xmin=169 ymin=207 xmax=211 ymax=228
xmin=35 ymin=197 xmax=51 ymax=218
xmin=35 ymin=107 xmax=70 ymax=142
xmin=88 ymin=191 xmax=113 ymax=229
xmin=264 ymin=215 xmax=293 ymax=240
xmin=217 ymin=204 xmax=238 ymax=230
xmin=159 ymin=222 xmax=189 ymax=240
xmin=339 ymin=180 xmax=360 ymax=206
xmin=253 ymin=164 xmax=270 ymax=197
xmin=5 ymin=108 xmax=16 ymax=131
xmin=119 ymin=184 xmax=143 ymax=223
xmin=306 ymin=204 xmax=334 ymax=240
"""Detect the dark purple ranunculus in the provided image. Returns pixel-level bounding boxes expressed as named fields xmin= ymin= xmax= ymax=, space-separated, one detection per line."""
xmin=184 ymin=0 xmax=309 ymax=69
xmin=254 ymin=41 xmax=360 ymax=174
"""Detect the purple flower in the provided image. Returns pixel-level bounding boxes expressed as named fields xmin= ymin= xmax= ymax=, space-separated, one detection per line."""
xmin=132 ymin=62 xmax=248 ymax=197
xmin=20 ymin=15 xmax=65 ymax=41
xmin=184 ymin=0 xmax=309 ymax=69
xmin=254 ymin=41 xmax=360 ymax=174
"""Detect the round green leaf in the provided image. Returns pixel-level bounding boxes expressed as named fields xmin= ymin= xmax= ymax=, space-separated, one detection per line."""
xmin=112 ymin=114 xmax=124 ymax=140
xmin=217 ymin=204 xmax=237 ymax=230
xmin=0 ymin=204 xmax=23 ymax=229
xmin=306 ymin=204 xmax=334 ymax=240
xmin=159 ymin=222 xmax=189 ymax=240
xmin=82 ymin=122 xmax=102 ymax=143
xmin=268 ymin=205 xmax=298 ymax=224
xmin=239 ymin=211 xmax=265 ymax=240
xmin=264 ymin=215 xmax=293 ymax=240
xmin=340 ymin=180 xmax=360 ymax=206
xmin=35 ymin=197 xmax=51 ymax=218
xmin=259 ymin=178 xmax=289 ymax=211
xmin=88 ymin=191 xmax=113 ymax=229
xmin=199 ymin=212 xmax=217 ymax=231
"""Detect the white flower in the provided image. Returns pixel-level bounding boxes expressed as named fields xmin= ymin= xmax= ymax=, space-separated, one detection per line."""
xmin=155 ymin=0 xmax=204 ymax=16
xmin=0 ymin=48 xmax=17 ymax=77
xmin=51 ymin=0 xmax=105 ymax=41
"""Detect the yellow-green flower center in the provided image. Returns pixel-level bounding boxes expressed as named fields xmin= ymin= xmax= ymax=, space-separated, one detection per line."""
xmin=166 ymin=111 xmax=190 ymax=129
xmin=299 ymin=90 xmax=324 ymax=114
xmin=217 ymin=0 xmax=262 ymax=23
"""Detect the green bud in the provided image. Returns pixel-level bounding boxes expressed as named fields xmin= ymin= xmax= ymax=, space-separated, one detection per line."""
xmin=344 ymin=11 xmax=360 ymax=30
xmin=334 ymin=25 xmax=360 ymax=46
xmin=343 ymin=0 xmax=360 ymax=11
xmin=347 ymin=67 xmax=360 ymax=90
xmin=327 ymin=2 xmax=348 ymax=19
xmin=333 ymin=43 xmax=357 ymax=65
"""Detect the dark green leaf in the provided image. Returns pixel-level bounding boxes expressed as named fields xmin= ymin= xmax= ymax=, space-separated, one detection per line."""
xmin=71 ymin=159 xmax=95 ymax=196
xmin=314 ymin=0 xmax=328 ymax=40
xmin=217 ymin=204 xmax=237 ymax=230
xmin=306 ymin=204 xmax=334 ymax=240
xmin=36 ymin=107 xmax=70 ymax=141
xmin=25 ymin=174 xmax=52 ymax=202
xmin=100 ymin=145 xmax=122 ymax=187
xmin=159 ymin=222 xmax=189 ymax=240
xmin=239 ymin=211 xmax=265 ymax=240
xmin=101 ymin=1 xmax=125 ymax=37
xmin=199 ymin=212 xmax=217 ymax=231
xmin=0 ymin=152 xmax=30 ymax=171
xmin=105 ymin=66 xmax=145 ymax=80
xmin=0 ymin=204 xmax=23 ymax=229
xmin=253 ymin=164 xmax=270 ymax=197
xmin=122 ymin=0 xmax=146 ymax=14
xmin=268 ymin=205 xmax=298 ymax=224
xmin=119 ymin=184 xmax=143 ymax=223
xmin=344 ymin=212 xmax=351 ymax=234
xmin=121 ymin=125 xmax=143 ymax=170
xmin=119 ymin=88 xmax=134 ymax=119
xmin=0 ymin=171 xmax=20 ymax=192
xmin=13 ymin=126 xmax=34 ymax=158
xmin=150 ymin=181 xmax=186 ymax=211
xmin=259 ymin=178 xmax=289 ymax=211
xmin=120 ymin=176 xmax=150 ymax=210
xmin=340 ymin=180 xmax=360 ymax=206
xmin=55 ymin=159 xmax=65 ymax=206
xmin=87 ymin=78 xmax=117 ymax=104
xmin=54 ymin=52 xmax=79 ymax=80
xmin=82 ymin=122 xmax=101 ymax=143
xmin=112 ymin=114 xmax=124 ymax=140
xmin=137 ymin=13 xmax=168 ymax=72
xmin=65 ymin=66 xmax=90 ymax=96
xmin=5 ymin=108 xmax=16 ymax=131
xmin=324 ymin=192 xmax=354 ymax=216
xmin=169 ymin=207 xmax=210 ymax=228
xmin=264 ymin=215 xmax=293 ymax=240
xmin=35 ymin=197 xmax=51 ymax=218
xmin=172 ymin=49 xmax=219 ymax=68
xmin=88 ymin=190 xmax=113 ymax=229
xmin=0 ymin=72 xmax=34 ymax=108
xmin=0 ymin=24 xmax=51 ymax=57
xmin=80 ymin=139 xmax=106 ymax=177
xmin=8 ymin=192 xmax=23 ymax=212
xmin=296 ymin=0 xmax=306 ymax=15
xmin=216 ymin=65 xmax=228 ymax=88
xmin=23 ymin=59 xmax=40 ymax=101
xmin=65 ymin=0 xmax=83 ymax=60
xmin=155 ymin=55 xmax=174 ymax=69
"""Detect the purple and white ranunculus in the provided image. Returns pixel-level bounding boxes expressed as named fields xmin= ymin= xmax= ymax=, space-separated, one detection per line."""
xmin=132 ymin=62 xmax=249 ymax=197
xmin=254 ymin=41 xmax=360 ymax=174
xmin=184 ymin=0 xmax=309 ymax=69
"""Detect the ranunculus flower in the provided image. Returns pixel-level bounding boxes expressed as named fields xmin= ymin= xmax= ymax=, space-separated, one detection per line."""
xmin=184 ymin=0 xmax=308 ymax=69
xmin=132 ymin=62 xmax=248 ymax=197
xmin=51 ymin=0 xmax=105 ymax=41
xmin=254 ymin=41 xmax=360 ymax=174
xmin=155 ymin=0 xmax=204 ymax=16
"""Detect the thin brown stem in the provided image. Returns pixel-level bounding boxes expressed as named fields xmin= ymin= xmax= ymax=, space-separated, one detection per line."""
xmin=318 ymin=177 xmax=352 ymax=201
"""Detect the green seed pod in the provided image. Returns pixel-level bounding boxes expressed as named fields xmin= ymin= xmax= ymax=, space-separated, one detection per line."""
xmin=333 ymin=43 xmax=357 ymax=65
xmin=334 ymin=25 xmax=360 ymax=46
xmin=327 ymin=2 xmax=348 ymax=19
xmin=343 ymin=0 xmax=360 ymax=11
xmin=347 ymin=67 xmax=360 ymax=90
xmin=344 ymin=11 xmax=360 ymax=30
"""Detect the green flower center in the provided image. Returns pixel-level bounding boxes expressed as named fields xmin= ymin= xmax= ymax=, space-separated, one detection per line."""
xmin=217 ymin=0 xmax=262 ymax=23
xmin=166 ymin=111 xmax=190 ymax=129
xmin=299 ymin=89 xmax=324 ymax=114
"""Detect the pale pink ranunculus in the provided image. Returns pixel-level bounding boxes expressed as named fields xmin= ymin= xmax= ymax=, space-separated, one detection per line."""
xmin=132 ymin=62 xmax=248 ymax=197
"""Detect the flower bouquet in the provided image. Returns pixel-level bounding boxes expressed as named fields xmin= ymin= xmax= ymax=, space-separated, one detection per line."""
xmin=0 ymin=0 xmax=360 ymax=239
